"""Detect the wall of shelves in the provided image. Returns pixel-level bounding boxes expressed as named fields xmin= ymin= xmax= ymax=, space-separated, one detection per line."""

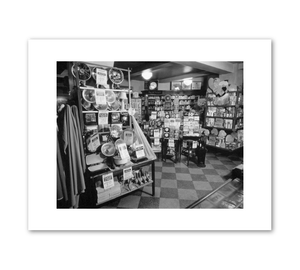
xmin=203 ymin=84 xmax=243 ymax=151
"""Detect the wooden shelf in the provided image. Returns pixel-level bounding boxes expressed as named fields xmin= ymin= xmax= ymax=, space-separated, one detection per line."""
xmin=207 ymin=105 xmax=237 ymax=107
xmin=89 ymin=159 xmax=155 ymax=178
xmin=204 ymin=126 xmax=235 ymax=132
xmin=206 ymin=116 xmax=234 ymax=119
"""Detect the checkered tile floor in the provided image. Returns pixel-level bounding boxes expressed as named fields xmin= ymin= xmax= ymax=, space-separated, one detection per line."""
xmin=98 ymin=151 xmax=243 ymax=209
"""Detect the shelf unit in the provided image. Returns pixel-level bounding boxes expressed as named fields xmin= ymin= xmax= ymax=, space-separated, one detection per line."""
xmin=203 ymin=87 xmax=243 ymax=151
xmin=73 ymin=61 xmax=156 ymax=207
xmin=90 ymin=159 xmax=156 ymax=206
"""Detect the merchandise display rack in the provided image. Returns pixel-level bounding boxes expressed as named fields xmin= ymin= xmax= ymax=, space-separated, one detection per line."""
xmin=73 ymin=62 xmax=156 ymax=207
xmin=203 ymin=86 xmax=243 ymax=152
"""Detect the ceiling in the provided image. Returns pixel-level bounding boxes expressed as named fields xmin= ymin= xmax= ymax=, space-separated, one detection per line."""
xmin=57 ymin=61 xmax=243 ymax=83
xmin=114 ymin=61 xmax=242 ymax=82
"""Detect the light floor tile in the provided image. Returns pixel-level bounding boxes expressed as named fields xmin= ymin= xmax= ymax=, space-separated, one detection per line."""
xmin=178 ymin=189 xmax=198 ymax=200
xmin=206 ymin=175 xmax=224 ymax=182
xmin=162 ymin=167 xmax=176 ymax=173
xmin=208 ymin=159 xmax=224 ymax=165
xmin=188 ymin=168 xmax=204 ymax=174
xmin=176 ymin=173 xmax=193 ymax=181
xmin=161 ymin=179 xmax=177 ymax=188
xmin=216 ymin=169 xmax=230 ymax=176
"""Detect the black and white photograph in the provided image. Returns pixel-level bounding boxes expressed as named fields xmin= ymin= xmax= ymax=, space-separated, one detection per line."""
xmin=28 ymin=39 xmax=272 ymax=231
xmin=56 ymin=61 xmax=244 ymax=209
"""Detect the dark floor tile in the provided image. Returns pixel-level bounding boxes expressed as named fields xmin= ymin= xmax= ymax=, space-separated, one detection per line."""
xmin=228 ymin=155 xmax=242 ymax=161
xmin=160 ymin=187 xmax=178 ymax=199
xmin=177 ymin=180 xmax=195 ymax=189
xmin=117 ymin=195 xmax=141 ymax=208
xmin=191 ymin=174 xmax=207 ymax=181
xmin=187 ymin=162 xmax=200 ymax=168
xmin=155 ymin=167 xmax=163 ymax=172
xmin=162 ymin=161 xmax=176 ymax=167
xmin=202 ymin=169 xmax=218 ymax=175
xmin=130 ymin=188 xmax=143 ymax=196
xmin=154 ymin=178 xmax=161 ymax=187
xmin=138 ymin=197 xmax=160 ymax=208
xmin=211 ymin=164 xmax=228 ymax=170
xmin=196 ymin=190 xmax=212 ymax=200
xmin=221 ymin=160 xmax=236 ymax=165
xmin=162 ymin=172 xmax=177 ymax=180
xmin=159 ymin=198 xmax=180 ymax=208
xmin=180 ymin=199 xmax=196 ymax=208
xmin=206 ymin=156 xmax=219 ymax=160
xmin=175 ymin=167 xmax=190 ymax=174
xmin=98 ymin=198 xmax=120 ymax=208
xmin=209 ymin=182 xmax=225 ymax=190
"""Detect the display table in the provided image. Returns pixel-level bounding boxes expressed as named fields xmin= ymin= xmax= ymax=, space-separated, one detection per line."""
xmin=161 ymin=138 xmax=181 ymax=163
xmin=88 ymin=158 xmax=156 ymax=207
xmin=180 ymin=136 xmax=207 ymax=167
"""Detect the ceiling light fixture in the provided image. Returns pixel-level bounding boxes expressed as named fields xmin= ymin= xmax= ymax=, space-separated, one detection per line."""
xmin=183 ymin=79 xmax=193 ymax=86
xmin=142 ymin=70 xmax=153 ymax=80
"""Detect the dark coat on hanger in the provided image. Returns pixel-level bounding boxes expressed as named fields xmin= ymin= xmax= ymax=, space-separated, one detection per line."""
xmin=58 ymin=105 xmax=86 ymax=208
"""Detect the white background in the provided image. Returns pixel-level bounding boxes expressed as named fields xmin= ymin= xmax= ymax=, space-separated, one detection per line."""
xmin=28 ymin=39 xmax=271 ymax=231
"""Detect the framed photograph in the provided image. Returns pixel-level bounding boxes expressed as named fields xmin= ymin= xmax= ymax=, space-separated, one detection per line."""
xmin=171 ymin=81 xmax=182 ymax=90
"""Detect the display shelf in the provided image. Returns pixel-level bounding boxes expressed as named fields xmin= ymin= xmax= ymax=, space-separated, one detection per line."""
xmin=96 ymin=180 xmax=154 ymax=206
xmin=205 ymin=126 xmax=235 ymax=132
xmin=92 ymin=159 xmax=156 ymax=206
xmin=82 ymin=110 xmax=128 ymax=114
xmin=204 ymin=85 xmax=243 ymax=151
xmin=206 ymin=144 xmax=243 ymax=152
xmin=206 ymin=116 xmax=234 ymax=119
xmin=207 ymin=105 xmax=236 ymax=107
xmin=73 ymin=61 xmax=156 ymax=207
xmin=80 ymin=86 xmax=130 ymax=92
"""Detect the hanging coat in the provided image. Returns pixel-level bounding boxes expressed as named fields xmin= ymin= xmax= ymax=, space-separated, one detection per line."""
xmin=57 ymin=134 xmax=68 ymax=201
xmin=62 ymin=105 xmax=86 ymax=208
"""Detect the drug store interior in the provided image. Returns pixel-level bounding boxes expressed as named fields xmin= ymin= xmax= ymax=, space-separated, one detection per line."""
xmin=56 ymin=61 xmax=244 ymax=209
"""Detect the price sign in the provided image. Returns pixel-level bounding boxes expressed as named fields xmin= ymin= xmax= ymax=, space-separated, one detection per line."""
xmin=135 ymin=144 xmax=145 ymax=158
xmin=95 ymin=89 xmax=107 ymax=105
xmin=123 ymin=167 xmax=133 ymax=181
xmin=153 ymin=129 xmax=160 ymax=138
xmin=168 ymin=139 xmax=175 ymax=147
xmin=192 ymin=141 xmax=198 ymax=149
xmin=154 ymin=138 xmax=160 ymax=146
xmin=98 ymin=112 xmax=108 ymax=125
xmin=95 ymin=68 xmax=107 ymax=85
xmin=102 ymin=172 xmax=114 ymax=190
xmin=117 ymin=142 xmax=130 ymax=159
xmin=123 ymin=130 xmax=133 ymax=145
